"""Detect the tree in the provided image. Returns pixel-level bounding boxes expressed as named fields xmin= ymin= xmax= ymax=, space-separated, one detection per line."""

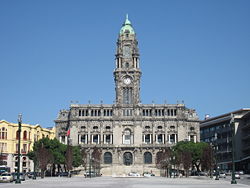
xmin=91 ymin=148 xmax=102 ymax=174
xmin=173 ymin=141 xmax=209 ymax=172
xmin=28 ymin=137 xmax=82 ymax=177
xmin=37 ymin=144 xmax=53 ymax=178
xmin=181 ymin=150 xmax=192 ymax=177
xmin=156 ymin=148 xmax=171 ymax=177
xmin=80 ymin=148 xmax=88 ymax=169
xmin=201 ymin=145 xmax=214 ymax=176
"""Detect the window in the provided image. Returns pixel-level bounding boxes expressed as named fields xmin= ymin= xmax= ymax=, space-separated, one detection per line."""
xmin=170 ymin=134 xmax=176 ymax=143
xmin=190 ymin=135 xmax=195 ymax=142
xmin=190 ymin=127 xmax=195 ymax=131
xmin=143 ymin=109 xmax=152 ymax=116
xmin=22 ymin=144 xmax=27 ymax=153
xmin=81 ymin=126 xmax=86 ymax=129
xmin=16 ymin=131 xmax=19 ymax=140
xmin=93 ymin=126 xmax=98 ymax=130
xmin=0 ymin=143 xmax=7 ymax=152
xmin=105 ymin=135 xmax=111 ymax=143
xmin=23 ymin=130 xmax=27 ymax=140
xmin=145 ymin=126 xmax=150 ymax=130
xmin=106 ymin=126 xmax=111 ymax=130
xmin=93 ymin=135 xmax=99 ymax=144
xmin=123 ymin=109 xmax=133 ymax=116
xmin=81 ymin=135 xmax=86 ymax=143
xmin=104 ymin=152 xmax=112 ymax=164
xmin=157 ymin=134 xmax=163 ymax=143
xmin=170 ymin=126 xmax=175 ymax=130
xmin=123 ymin=152 xmax=133 ymax=166
xmin=123 ymin=87 xmax=133 ymax=104
xmin=144 ymin=152 xmax=152 ymax=164
xmin=157 ymin=126 xmax=163 ymax=130
xmin=0 ymin=127 xmax=7 ymax=140
xmin=145 ymin=134 xmax=151 ymax=143
xmin=123 ymin=129 xmax=132 ymax=144
xmin=125 ymin=62 xmax=129 ymax=68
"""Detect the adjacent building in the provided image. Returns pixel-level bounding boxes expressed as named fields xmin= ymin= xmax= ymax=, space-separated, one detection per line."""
xmin=55 ymin=16 xmax=200 ymax=176
xmin=200 ymin=109 xmax=250 ymax=173
xmin=0 ymin=120 xmax=55 ymax=172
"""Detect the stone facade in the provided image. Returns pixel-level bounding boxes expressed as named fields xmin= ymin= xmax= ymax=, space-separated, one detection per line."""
xmin=55 ymin=16 xmax=200 ymax=176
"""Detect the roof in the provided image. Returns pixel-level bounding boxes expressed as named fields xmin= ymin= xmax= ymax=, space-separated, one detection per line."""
xmin=200 ymin=108 xmax=250 ymax=127
xmin=120 ymin=14 xmax=135 ymax=35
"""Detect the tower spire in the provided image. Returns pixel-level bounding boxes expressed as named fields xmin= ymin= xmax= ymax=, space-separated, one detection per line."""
xmin=120 ymin=14 xmax=134 ymax=34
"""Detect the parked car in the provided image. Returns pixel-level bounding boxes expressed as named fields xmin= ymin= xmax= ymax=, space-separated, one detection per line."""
xmin=57 ymin=172 xmax=69 ymax=177
xmin=235 ymin=173 xmax=240 ymax=179
xmin=219 ymin=172 xmax=226 ymax=178
xmin=11 ymin=173 xmax=26 ymax=181
xmin=84 ymin=171 xmax=101 ymax=177
xmin=238 ymin=171 xmax=244 ymax=175
xmin=225 ymin=171 xmax=231 ymax=176
xmin=128 ymin=172 xmax=140 ymax=177
xmin=27 ymin=172 xmax=38 ymax=179
xmin=0 ymin=173 xmax=14 ymax=183
xmin=143 ymin=172 xmax=155 ymax=177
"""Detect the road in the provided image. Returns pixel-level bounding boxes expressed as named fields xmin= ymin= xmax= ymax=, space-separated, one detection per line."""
xmin=0 ymin=175 xmax=249 ymax=188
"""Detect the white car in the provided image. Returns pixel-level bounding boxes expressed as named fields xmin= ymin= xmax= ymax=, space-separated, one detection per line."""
xmin=128 ymin=172 xmax=140 ymax=177
xmin=235 ymin=173 xmax=240 ymax=179
xmin=0 ymin=173 xmax=14 ymax=183
xmin=143 ymin=172 xmax=155 ymax=177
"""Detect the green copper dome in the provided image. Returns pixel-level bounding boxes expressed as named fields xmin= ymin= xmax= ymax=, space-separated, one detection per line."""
xmin=120 ymin=14 xmax=135 ymax=34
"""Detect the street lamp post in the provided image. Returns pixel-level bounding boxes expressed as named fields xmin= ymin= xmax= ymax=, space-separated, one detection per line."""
xmin=230 ymin=114 xmax=237 ymax=184
xmin=15 ymin=114 xmax=22 ymax=184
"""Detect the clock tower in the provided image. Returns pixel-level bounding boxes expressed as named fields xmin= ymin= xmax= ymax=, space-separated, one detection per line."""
xmin=114 ymin=15 xmax=141 ymax=106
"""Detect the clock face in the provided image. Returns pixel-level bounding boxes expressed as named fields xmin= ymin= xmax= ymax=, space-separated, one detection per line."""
xmin=123 ymin=46 xmax=131 ymax=58
xmin=123 ymin=77 xmax=131 ymax=85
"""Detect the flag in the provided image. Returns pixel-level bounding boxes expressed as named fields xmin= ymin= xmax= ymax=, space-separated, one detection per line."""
xmin=66 ymin=129 xmax=70 ymax=137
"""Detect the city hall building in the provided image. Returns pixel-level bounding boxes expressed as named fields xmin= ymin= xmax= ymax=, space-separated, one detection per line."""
xmin=55 ymin=16 xmax=200 ymax=176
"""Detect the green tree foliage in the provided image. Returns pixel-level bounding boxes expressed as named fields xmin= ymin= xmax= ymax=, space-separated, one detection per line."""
xmin=172 ymin=141 xmax=209 ymax=172
xmin=27 ymin=138 xmax=82 ymax=175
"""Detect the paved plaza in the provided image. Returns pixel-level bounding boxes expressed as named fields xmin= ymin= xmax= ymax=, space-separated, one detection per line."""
xmin=0 ymin=176 xmax=250 ymax=188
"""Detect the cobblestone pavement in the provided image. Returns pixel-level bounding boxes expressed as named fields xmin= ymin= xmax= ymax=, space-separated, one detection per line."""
xmin=0 ymin=176 xmax=249 ymax=188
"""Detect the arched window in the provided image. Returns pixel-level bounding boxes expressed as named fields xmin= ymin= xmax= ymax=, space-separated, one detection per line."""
xmin=145 ymin=126 xmax=150 ymax=130
xmin=106 ymin=126 xmax=111 ymax=130
xmin=23 ymin=131 xmax=27 ymax=140
xmin=144 ymin=152 xmax=152 ymax=164
xmin=123 ymin=129 xmax=132 ymax=144
xmin=104 ymin=152 xmax=112 ymax=164
xmin=123 ymin=152 xmax=133 ymax=166
xmin=0 ymin=127 xmax=7 ymax=139
xmin=93 ymin=126 xmax=98 ymax=130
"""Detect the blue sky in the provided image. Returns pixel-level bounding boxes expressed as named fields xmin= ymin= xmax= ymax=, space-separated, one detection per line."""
xmin=0 ymin=0 xmax=249 ymax=128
